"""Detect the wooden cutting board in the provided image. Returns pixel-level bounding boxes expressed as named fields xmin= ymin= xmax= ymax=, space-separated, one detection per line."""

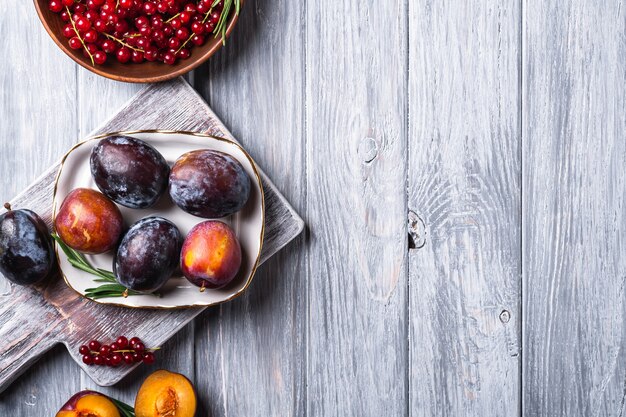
xmin=0 ymin=78 xmax=304 ymax=393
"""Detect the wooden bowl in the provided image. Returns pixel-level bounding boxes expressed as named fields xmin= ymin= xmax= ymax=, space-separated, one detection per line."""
xmin=33 ymin=1 xmax=241 ymax=83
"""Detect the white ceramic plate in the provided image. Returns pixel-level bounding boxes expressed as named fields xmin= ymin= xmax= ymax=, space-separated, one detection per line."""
xmin=53 ymin=131 xmax=265 ymax=308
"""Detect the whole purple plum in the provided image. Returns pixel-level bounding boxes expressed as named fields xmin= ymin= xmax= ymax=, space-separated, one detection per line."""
xmin=114 ymin=216 xmax=182 ymax=293
xmin=90 ymin=135 xmax=169 ymax=209
xmin=169 ymin=150 xmax=251 ymax=218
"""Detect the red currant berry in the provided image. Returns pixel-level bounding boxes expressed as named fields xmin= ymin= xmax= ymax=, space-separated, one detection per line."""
xmin=120 ymin=0 xmax=133 ymax=8
xmin=178 ymin=48 xmax=190 ymax=59
xmin=133 ymin=341 xmax=146 ymax=352
xmin=132 ymin=50 xmax=145 ymax=63
xmin=143 ymin=1 xmax=157 ymax=15
xmin=116 ymin=336 xmax=129 ymax=349
xmin=175 ymin=27 xmax=189 ymax=40
xmin=62 ymin=24 xmax=75 ymax=38
xmin=179 ymin=11 xmax=193 ymax=24
xmin=79 ymin=345 xmax=90 ymax=355
xmin=94 ymin=19 xmax=108 ymax=32
xmin=116 ymin=47 xmax=132 ymax=63
xmin=49 ymin=0 xmax=64 ymax=13
xmin=110 ymin=342 xmax=120 ymax=351
xmin=129 ymin=337 xmax=141 ymax=346
xmin=191 ymin=34 xmax=205 ymax=46
xmin=191 ymin=21 xmax=204 ymax=34
xmin=62 ymin=0 xmax=74 ymax=7
xmin=157 ymin=1 xmax=169 ymax=14
xmin=76 ymin=16 xmax=92 ymax=31
xmin=84 ymin=29 xmax=98 ymax=43
xmin=99 ymin=345 xmax=112 ymax=356
xmin=93 ymin=50 xmax=107 ymax=64
xmin=93 ymin=355 xmax=105 ymax=366
xmin=82 ymin=354 xmax=94 ymax=365
xmin=110 ymin=353 xmax=123 ymax=366
xmin=133 ymin=352 xmax=142 ymax=363
xmin=123 ymin=353 xmax=134 ymax=364
xmin=68 ymin=37 xmax=82 ymax=49
xmin=209 ymin=11 xmax=221 ymax=25
xmin=170 ymin=17 xmax=182 ymax=29
xmin=144 ymin=46 xmax=158 ymax=61
xmin=135 ymin=15 xmax=150 ymax=27
xmin=168 ymin=37 xmax=181 ymax=49
xmin=61 ymin=10 xmax=71 ymax=21
xmin=101 ymin=39 xmax=117 ymax=53
xmin=88 ymin=340 xmax=101 ymax=351
xmin=142 ymin=352 xmax=155 ymax=364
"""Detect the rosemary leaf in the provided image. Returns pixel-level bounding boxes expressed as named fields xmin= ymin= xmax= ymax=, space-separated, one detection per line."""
xmin=110 ymin=398 xmax=135 ymax=417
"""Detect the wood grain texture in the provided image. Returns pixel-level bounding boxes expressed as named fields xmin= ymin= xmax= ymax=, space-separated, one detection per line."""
xmin=522 ymin=1 xmax=626 ymax=416
xmin=306 ymin=0 xmax=408 ymax=415
xmin=408 ymin=2 xmax=521 ymax=416
xmin=0 ymin=78 xmax=304 ymax=406
xmin=0 ymin=2 xmax=80 ymax=415
xmin=192 ymin=0 xmax=307 ymax=415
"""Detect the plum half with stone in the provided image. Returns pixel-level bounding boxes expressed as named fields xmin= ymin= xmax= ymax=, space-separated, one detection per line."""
xmin=90 ymin=136 xmax=170 ymax=209
xmin=135 ymin=370 xmax=197 ymax=417
xmin=169 ymin=149 xmax=251 ymax=218
xmin=0 ymin=203 xmax=55 ymax=285
xmin=181 ymin=220 xmax=242 ymax=290
xmin=54 ymin=188 xmax=123 ymax=254
xmin=56 ymin=391 xmax=120 ymax=417
xmin=114 ymin=217 xmax=182 ymax=293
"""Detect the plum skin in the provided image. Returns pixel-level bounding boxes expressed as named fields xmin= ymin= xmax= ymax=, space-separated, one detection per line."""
xmin=90 ymin=135 xmax=170 ymax=209
xmin=0 ymin=208 xmax=54 ymax=285
xmin=114 ymin=217 xmax=182 ymax=293
xmin=169 ymin=149 xmax=251 ymax=218
xmin=56 ymin=390 xmax=120 ymax=417
xmin=181 ymin=220 xmax=242 ymax=289
xmin=54 ymin=188 xmax=123 ymax=254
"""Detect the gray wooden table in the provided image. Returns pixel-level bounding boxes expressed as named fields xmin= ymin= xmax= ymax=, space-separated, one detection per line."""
xmin=1 ymin=1 xmax=624 ymax=416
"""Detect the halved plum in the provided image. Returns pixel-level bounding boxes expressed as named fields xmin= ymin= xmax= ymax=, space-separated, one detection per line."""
xmin=56 ymin=390 xmax=120 ymax=417
xmin=135 ymin=370 xmax=196 ymax=417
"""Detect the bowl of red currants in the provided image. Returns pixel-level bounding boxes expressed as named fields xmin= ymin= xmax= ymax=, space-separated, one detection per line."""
xmin=34 ymin=0 xmax=242 ymax=83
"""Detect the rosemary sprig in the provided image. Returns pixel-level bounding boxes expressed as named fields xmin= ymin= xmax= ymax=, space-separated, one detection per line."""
xmin=213 ymin=0 xmax=240 ymax=44
xmin=111 ymin=398 xmax=135 ymax=417
xmin=51 ymin=234 xmax=151 ymax=301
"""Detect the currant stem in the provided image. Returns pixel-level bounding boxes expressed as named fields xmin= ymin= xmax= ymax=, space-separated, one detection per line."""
xmin=103 ymin=33 xmax=144 ymax=53
xmin=66 ymin=6 xmax=94 ymax=66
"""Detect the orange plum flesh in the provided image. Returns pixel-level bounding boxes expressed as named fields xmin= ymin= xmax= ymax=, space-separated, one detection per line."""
xmin=135 ymin=370 xmax=197 ymax=417
xmin=181 ymin=220 xmax=242 ymax=289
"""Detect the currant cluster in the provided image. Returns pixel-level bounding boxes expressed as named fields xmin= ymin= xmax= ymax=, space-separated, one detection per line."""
xmin=47 ymin=0 xmax=232 ymax=66
xmin=79 ymin=336 xmax=157 ymax=366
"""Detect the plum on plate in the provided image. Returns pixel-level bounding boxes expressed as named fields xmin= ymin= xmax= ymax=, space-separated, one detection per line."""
xmin=181 ymin=220 xmax=242 ymax=290
xmin=54 ymin=188 xmax=123 ymax=254
xmin=114 ymin=216 xmax=182 ymax=293
xmin=135 ymin=370 xmax=196 ymax=417
xmin=90 ymin=135 xmax=169 ymax=209
xmin=0 ymin=204 xmax=54 ymax=285
xmin=169 ymin=149 xmax=251 ymax=218
xmin=56 ymin=390 xmax=120 ymax=417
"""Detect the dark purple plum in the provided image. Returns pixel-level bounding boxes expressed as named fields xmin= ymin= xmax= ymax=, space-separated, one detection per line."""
xmin=169 ymin=150 xmax=251 ymax=218
xmin=0 ymin=205 xmax=55 ymax=285
xmin=114 ymin=216 xmax=182 ymax=293
xmin=90 ymin=135 xmax=169 ymax=209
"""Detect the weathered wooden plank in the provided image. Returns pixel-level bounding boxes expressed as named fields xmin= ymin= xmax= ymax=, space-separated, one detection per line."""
xmin=523 ymin=2 xmax=626 ymax=416
xmin=305 ymin=0 xmax=408 ymax=415
xmin=408 ymin=2 xmax=521 ymax=416
xmin=193 ymin=1 xmax=307 ymax=414
xmin=0 ymin=1 xmax=80 ymax=415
